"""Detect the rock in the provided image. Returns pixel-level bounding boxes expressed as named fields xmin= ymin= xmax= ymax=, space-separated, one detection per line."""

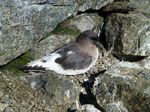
xmin=78 ymin=0 xmax=114 ymax=12
xmin=105 ymin=13 xmax=150 ymax=58
xmin=94 ymin=61 xmax=150 ymax=112
xmin=57 ymin=13 xmax=103 ymax=33
xmin=1 ymin=95 xmax=16 ymax=105
xmin=0 ymin=72 xmax=52 ymax=112
xmin=42 ymin=71 xmax=80 ymax=112
xmin=4 ymin=107 xmax=15 ymax=112
xmin=139 ymin=56 xmax=150 ymax=80
xmin=0 ymin=102 xmax=8 ymax=111
xmin=19 ymin=107 xmax=29 ymax=112
xmin=0 ymin=0 xmax=77 ymax=66
xmin=46 ymin=0 xmax=77 ymax=6
xmin=102 ymin=0 xmax=150 ymax=16
xmin=0 ymin=92 xmax=4 ymax=99
xmin=101 ymin=1 xmax=135 ymax=13
xmin=105 ymin=101 xmax=128 ymax=112
xmin=129 ymin=0 xmax=150 ymax=16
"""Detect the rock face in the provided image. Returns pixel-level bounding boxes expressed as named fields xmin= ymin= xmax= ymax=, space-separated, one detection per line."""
xmin=78 ymin=0 xmax=114 ymax=12
xmin=0 ymin=0 xmax=150 ymax=112
xmin=95 ymin=62 xmax=150 ymax=112
xmin=129 ymin=0 xmax=150 ymax=15
xmin=43 ymin=72 xmax=79 ymax=111
xmin=62 ymin=13 xmax=103 ymax=33
xmin=0 ymin=0 xmax=76 ymax=66
xmin=105 ymin=13 xmax=150 ymax=57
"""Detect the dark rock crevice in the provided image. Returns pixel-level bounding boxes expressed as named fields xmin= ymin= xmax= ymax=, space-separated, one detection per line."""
xmin=79 ymin=70 xmax=106 ymax=112
xmin=113 ymin=54 xmax=148 ymax=62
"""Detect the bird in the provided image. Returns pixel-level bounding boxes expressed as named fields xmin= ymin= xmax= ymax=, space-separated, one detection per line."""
xmin=23 ymin=30 xmax=99 ymax=75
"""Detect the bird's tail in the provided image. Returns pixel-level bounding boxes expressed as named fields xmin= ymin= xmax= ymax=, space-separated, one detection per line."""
xmin=22 ymin=65 xmax=46 ymax=73
xmin=22 ymin=60 xmax=47 ymax=73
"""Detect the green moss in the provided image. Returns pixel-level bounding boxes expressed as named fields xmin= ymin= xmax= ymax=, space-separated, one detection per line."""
xmin=53 ymin=17 xmax=80 ymax=36
xmin=53 ymin=23 xmax=80 ymax=35
xmin=0 ymin=51 xmax=32 ymax=76
xmin=0 ymin=52 xmax=5 ymax=57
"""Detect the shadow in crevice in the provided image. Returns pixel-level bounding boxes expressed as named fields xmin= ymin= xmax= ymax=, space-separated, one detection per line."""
xmin=113 ymin=53 xmax=148 ymax=62
xmin=79 ymin=70 xmax=106 ymax=112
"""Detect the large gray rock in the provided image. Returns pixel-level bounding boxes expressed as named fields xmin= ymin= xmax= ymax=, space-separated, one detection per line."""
xmin=101 ymin=1 xmax=135 ymax=13
xmin=105 ymin=13 xmax=150 ymax=57
xmin=59 ymin=13 xmax=103 ymax=33
xmin=129 ymin=0 xmax=150 ymax=16
xmin=0 ymin=72 xmax=52 ymax=112
xmin=94 ymin=61 xmax=150 ymax=112
xmin=102 ymin=0 xmax=150 ymax=16
xmin=0 ymin=0 xmax=77 ymax=66
xmin=43 ymin=72 xmax=79 ymax=111
xmin=78 ymin=0 xmax=114 ymax=12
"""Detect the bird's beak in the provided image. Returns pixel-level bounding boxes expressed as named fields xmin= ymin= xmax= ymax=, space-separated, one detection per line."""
xmin=92 ymin=30 xmax=101 ymax=41
xmin=97 ymin=29 xmax=101 ymax=41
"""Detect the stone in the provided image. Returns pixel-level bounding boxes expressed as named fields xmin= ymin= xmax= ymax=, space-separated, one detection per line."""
xmin=0 ymin=0 xmax=77 ymax=66
xmin=94 ymin=61 xmax=150 ymax=112
xmin=101 ymin=1 xmax=135 ymax=13
xmin=105 ymin=13 xmax=150 ymax=58
xmin=0 ymin=102 xmax=8 ymax=111
xmin=42 ymin=71 xmax=80 ymax=112
xmin=58 ymin=13 xmax=103 ymax=33
xmin=129 ymin=0 xmax=150 ymax=16
xmin=4 ymin=107 xmax=15 ymax=112
xmin=78 ymin=0 xmax=114 ymax=12
xmin=139 ymin=56 xmax=150 ymax=80
xmin=19 ymin=107 xmax=29 ymax=112
xmin=102 ymin=0 xmax=150 ymax=16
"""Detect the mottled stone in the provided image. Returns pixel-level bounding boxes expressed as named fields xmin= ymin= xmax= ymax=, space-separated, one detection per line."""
xmin=0 ymin=102 xmax=8 ymax=111
xmin=19 ymin=107 xmax=29 ymax=112
xmin=105 ymin=13 xmax=150 ymax=57
xmin=43 ymin=71 xmax=79 ymax=111
xmin=95 ymin=61 xmax=150 ymax=112
xmin=129 ymin=0 xmax=150 ymax=16
xmin=78 ymin=0 xmax=114 ymax=12
xmin=101 ymin=1 xmax=135 ymax=13
xmin=4 ymin=107 xmax=15 ymax=112
xmin=59 ymin=13 xmax=103 ymax=33
xmin=102 ymin=0 xmax=150 ymax=16
xmin=0 ymin=0 xmax=77 ymax=65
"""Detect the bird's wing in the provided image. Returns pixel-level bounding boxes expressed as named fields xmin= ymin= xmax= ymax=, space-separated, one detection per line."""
xmin=22 ymin=42 xmax=92 ymax=73
xmin=55 ymin=43 xmax=92 ymax=70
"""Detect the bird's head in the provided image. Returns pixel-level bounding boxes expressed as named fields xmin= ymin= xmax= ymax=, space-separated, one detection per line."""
xmin=76 ymin=30 xmax=100 ymax=44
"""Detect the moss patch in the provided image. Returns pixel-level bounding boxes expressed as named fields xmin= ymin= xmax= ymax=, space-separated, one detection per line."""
xmin=0 ymin=51 xmax=32 ymax=76
xmin=53 ymin=17 xmax=80 ymax=36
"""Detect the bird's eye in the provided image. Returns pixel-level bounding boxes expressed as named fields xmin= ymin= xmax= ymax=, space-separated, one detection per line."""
xmin=91 ymin=36 xmax=98 ymax=41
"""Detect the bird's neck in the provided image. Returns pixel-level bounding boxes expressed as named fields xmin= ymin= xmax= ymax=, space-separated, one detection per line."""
xmin=76 ymin=37 xmax=98 ymax=57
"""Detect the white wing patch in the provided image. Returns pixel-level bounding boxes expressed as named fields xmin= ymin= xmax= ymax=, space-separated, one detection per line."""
xmin=27 ymin=53 xmax=61 ymax=70
xmin=67 ymin=51 xmax=74 ymax=55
